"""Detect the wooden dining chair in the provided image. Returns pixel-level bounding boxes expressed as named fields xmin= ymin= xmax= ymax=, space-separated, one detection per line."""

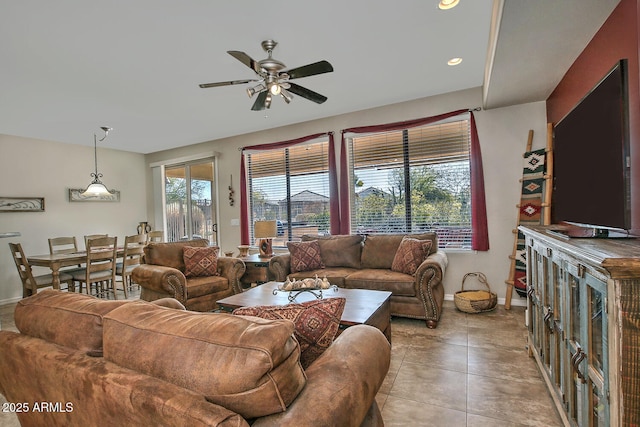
xmin=71 ymin=236 xmax=118 ymax=299
xmin=116 ymin=234 xmax=146 ymax=298
xmin=146 ymin=230 xmax=164 ymax=243
xmin=48 ymin=236 xmax=83 ymax=291
xmin=48 ymin=236 xmax=79 ymax=255
xmin=9 ymin=242 xmax=75 ymax=298
xmin=84 ymin=234 xmax=108 ymax=249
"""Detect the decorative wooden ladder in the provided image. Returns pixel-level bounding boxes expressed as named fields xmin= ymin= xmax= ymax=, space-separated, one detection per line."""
xmin=505 ymin=124 xmax=554 ymax=309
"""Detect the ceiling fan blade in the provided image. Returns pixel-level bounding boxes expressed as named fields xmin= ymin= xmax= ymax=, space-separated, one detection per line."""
xmin=199 ymin=79 xmax=257 ymax=88
xmin=286 ymin=83 xmax=328 ymax=104
xmin=251 ymin=91 xmax=268 ymax=111
xmin=284 ymin=60 xmax=333 ymax=80
xmin=228 ymin=50 xmax=261 ymax=74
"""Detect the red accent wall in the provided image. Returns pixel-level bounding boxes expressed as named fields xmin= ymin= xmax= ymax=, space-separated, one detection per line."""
xmin=546 ymin=0 xmax=640 ymax=234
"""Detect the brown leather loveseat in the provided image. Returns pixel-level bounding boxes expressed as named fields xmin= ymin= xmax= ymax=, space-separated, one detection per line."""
xmin=132 ymin=239 xmax=245 ymax=311
xmin=270 ymin=233 xmax=448 ymax=328
xmin=0 ymin=290 xmax=391 ymax=426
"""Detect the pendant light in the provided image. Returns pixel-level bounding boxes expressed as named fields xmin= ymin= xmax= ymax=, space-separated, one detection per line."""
xmin=82 ymin=126 xmax=113 ymax=196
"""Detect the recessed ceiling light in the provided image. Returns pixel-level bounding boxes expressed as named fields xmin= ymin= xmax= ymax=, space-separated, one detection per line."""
xmin=447 ymin=57 xmax=463 ymax=66
xmin=439 ymin=0 xmax=460 ymax=10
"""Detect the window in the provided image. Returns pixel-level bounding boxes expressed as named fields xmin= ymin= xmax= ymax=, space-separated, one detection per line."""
xmin=247 ymin=139 xmax=330 ymax=246
xmin=348 ymin=118 xmax=472 ymax=249
xmin=164 ymin=160 xmax=217 ymax=244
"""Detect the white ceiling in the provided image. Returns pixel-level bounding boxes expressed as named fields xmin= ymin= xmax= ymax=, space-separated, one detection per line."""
xmin=0 ymin=0 xmax=620 ymax=154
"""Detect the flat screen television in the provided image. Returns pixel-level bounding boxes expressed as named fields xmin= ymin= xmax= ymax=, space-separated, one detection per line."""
xmin=551 ymin=59 xmax=631 ymax=237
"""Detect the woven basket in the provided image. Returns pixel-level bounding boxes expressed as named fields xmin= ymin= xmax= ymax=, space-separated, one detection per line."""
xmin=454 ymin=272 xmax=497 ymax=313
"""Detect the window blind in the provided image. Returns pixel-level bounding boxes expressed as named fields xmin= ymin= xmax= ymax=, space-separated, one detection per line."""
xmin=247 ymin=139 xmax=330 ymax=245
xmin=348 ymin=119 xmax=472 ymax=248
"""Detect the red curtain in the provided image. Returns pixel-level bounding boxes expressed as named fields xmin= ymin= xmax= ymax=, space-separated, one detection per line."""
xmin=239 ymin=132 xmax=334 ymax=245
xmin=468 ymin=112 xmax=489 ymax=250
xmin=339 ymin=109 xmax=489 ymax=250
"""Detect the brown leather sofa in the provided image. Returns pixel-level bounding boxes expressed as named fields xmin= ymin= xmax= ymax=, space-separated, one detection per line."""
xmin=132 ymin=239 xmax=245 ymax=311
xmin=270 ymin=233 xmax=448 ymax=328
xmin=0 ymin=290 xmax=390 ymax=427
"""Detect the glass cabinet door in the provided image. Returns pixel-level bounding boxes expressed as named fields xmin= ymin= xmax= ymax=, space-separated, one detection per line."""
xmin=585 ymin=274 xmax=609 ymax=426
xmin=549 ymin=256 xmax=565 ymax=394
xmin=540 ymin=250 xmax=552 ymax=368
xmin=566 ymin=263 xmax=609 ymax=427
xmin=527 ymin=244 xmax=543 ymax=354
xmin=566 ymin=266 xmax=585 ymax=426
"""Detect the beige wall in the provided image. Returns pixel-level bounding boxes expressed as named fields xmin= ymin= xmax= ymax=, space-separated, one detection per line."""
xmin=145 ymin=87 xmax=549 ymax=306
xmin=0 ymin=134 xmax=147 ymax=302
xmin=0 ymin=88 xmax=547 ymax=305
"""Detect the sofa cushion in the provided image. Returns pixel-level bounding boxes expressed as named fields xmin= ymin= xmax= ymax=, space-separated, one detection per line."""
xmin=287 ymin=267 xmax=359 ymax=287
xmin=150 ymin=297 xmax=187 ymax=310
xmin=103 ymin=302 xmax=306 ymax=419
xmin=361 ymin=233 xmax=438 ymax=269
xmin=301 ymin=234 xmax=363 ymax=268
xmin=183 ymin=245 xmax=220 ymax=277
xmin=287 ymin=240 xmax=324 ymax=273
xmin=344 ymin=270 xmax=416 ymax=297
xmin=391 ymin=237 xmax=433 ymax=276
xmin=14 ymin=289 xmax=127 ymax=354
xmin=234 ymin=298 xmax=346 ymax=369
xmin=185 ymin=275 xmax=231 ymax=298
xmin=144 ymin=239 xmax=208 ymax=272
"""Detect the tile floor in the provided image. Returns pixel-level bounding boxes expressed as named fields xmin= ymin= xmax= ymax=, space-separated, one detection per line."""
xmin=0 ymin=291 xmax=562 ymax=426
xmin=378 ymin=301 xmax=563 ymax=426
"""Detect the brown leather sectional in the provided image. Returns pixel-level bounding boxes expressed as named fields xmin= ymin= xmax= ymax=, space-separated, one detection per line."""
xmin=270 ymin=233 xmax=448 ymax=328
xmin=0 ymin=290 xmax=390 ymax=426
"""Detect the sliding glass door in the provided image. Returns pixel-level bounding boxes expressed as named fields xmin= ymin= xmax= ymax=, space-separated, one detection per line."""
xmin=164 ymin=160 xmax=217 ymax=245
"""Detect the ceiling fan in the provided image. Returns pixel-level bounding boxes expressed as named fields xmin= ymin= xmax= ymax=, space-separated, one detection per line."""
xmin=199 ymin=40 xmax=334 ymax=111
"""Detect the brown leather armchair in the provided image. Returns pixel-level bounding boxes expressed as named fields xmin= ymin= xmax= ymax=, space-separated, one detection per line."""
xmin=132 ymin=239 xmax=245 ymax=311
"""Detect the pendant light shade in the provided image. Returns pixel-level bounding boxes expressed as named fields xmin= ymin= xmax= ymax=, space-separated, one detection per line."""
xmin=82 ymin=127 xmax=113 ymax=196
xmin=83 ymin=181 xmax=111 ymax=196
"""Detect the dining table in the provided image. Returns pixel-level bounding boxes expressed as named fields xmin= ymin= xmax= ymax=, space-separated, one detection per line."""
xmin=28 ymin=247 xmax=125 ymax=289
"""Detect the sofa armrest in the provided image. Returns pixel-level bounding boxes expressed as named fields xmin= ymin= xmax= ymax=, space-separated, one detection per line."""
xmin=131 ymin=265 xmax=188 ymax=304
xmin=269 ymin=254 xmax=291 ymax=281
xmin=414 ymin=250 xmax=448 ymax=328
xmin=216 ymin=257 xmax=246 ymax=295
xmin=252 ymin=325 xmax=390 ymax=427
xmin=416 ymin=250 xmax=448 ymax=281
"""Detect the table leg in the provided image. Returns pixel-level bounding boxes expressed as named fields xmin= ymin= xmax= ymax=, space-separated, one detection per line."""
xmin=49 ymin=261 xmax=61 ymax=290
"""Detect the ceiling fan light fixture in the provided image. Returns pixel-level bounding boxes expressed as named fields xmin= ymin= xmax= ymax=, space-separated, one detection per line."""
xmin=438 ymin=0 xmax=459 ymax=10
xmin=447 ymin=57 xmax=463 ymax=66
xmin=199 ymin=40 xmax=333 ymax=110
xmin=269 ymin=83 xmax=281 ymax=95
xmin=281 ymin=89 xmax=293 ymax=104
xmin=247 ymin=83 xmax=266 ymax=98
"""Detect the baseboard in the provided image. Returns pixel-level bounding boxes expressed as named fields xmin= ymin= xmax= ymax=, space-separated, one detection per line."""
xmin=444 ymin=293 xmax=527 ymax=307
xmin=0 ymin=296 xmax=22 ymax=307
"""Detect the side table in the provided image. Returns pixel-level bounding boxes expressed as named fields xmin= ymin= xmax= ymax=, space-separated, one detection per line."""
xmin=239 ymin=253 xmax=273 ymax=289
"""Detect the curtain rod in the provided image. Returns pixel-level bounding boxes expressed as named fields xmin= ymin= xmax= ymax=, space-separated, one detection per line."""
xmin=236 ymin=109 xmax=482 ymax=151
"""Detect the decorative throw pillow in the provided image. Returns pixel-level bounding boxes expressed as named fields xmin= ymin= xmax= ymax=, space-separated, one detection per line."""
xmin=391 ymin=237 xmax=433 ymax=276
xmin=183 ymin=246 xmax=219 ymax=277
xmin=233 ymin=297 xmax=346 ymax=369
xmin=287 ymin=240 xmax=324 ymax=273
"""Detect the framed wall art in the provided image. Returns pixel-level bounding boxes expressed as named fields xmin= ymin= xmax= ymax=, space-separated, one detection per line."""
xmin=69 ymin=188 xmax=120 ymax=202
xmin=0 ymin=197 xmax=45 ymax=212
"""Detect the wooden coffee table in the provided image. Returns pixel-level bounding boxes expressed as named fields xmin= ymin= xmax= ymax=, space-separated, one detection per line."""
xmin=217 ymin=281 xmax=392 ymax=343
